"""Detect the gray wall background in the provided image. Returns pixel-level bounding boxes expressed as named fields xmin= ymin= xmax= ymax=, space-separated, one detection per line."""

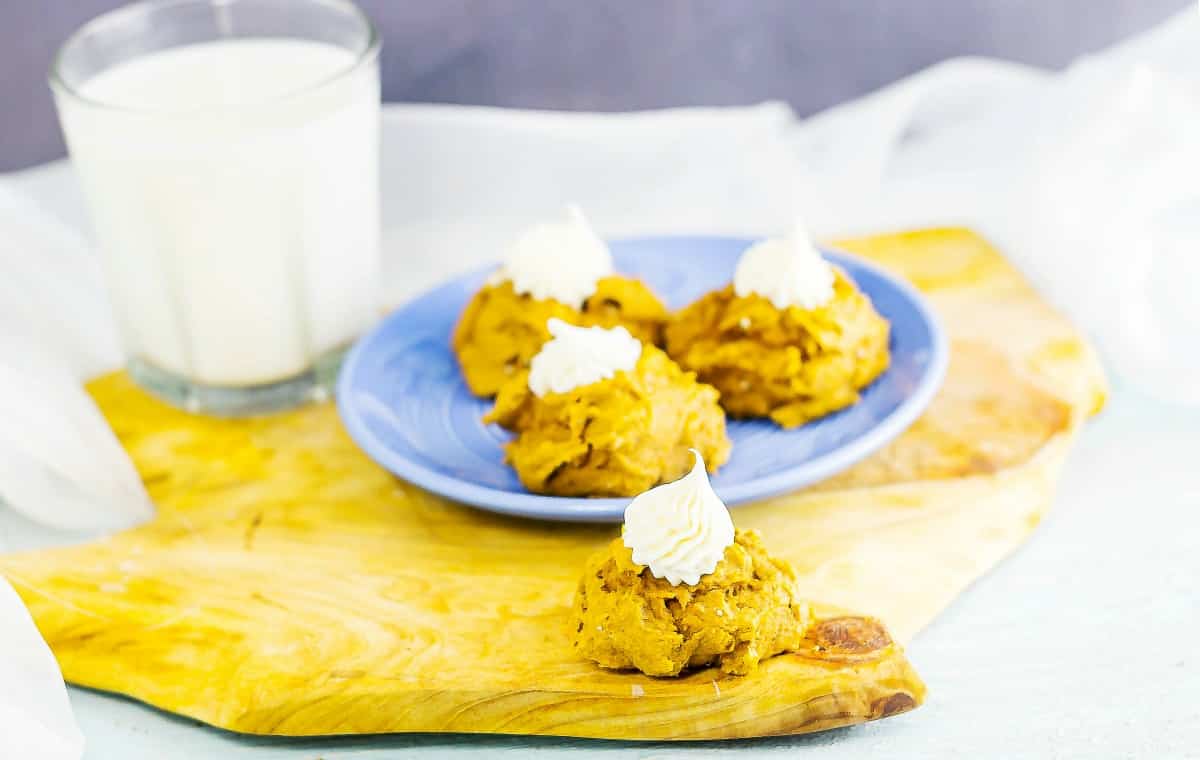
xmin=0 ymin=0 xmax=1189 ymax=171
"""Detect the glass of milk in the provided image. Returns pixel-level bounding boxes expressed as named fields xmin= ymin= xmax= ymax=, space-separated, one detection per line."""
xmin=51 ymin=0 xmax=381 ymax=415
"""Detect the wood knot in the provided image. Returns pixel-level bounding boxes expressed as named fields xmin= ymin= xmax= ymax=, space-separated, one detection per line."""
xmin=805 ymin=616 xmax=893 ymax=656
xmin=872 ymin=692 xmax=918 ymax=718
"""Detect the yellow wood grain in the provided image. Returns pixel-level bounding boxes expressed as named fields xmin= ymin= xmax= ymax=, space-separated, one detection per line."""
xmin=0 ymin=228 xmax=1105 ymax=740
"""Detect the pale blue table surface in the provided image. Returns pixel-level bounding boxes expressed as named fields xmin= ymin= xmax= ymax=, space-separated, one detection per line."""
xmin=3 ymin=374 xmax=1193 ymax=759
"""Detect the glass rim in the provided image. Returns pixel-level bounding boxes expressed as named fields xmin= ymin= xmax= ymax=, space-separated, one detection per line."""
xmin=49 ymin=0 xmax=380 ymax=115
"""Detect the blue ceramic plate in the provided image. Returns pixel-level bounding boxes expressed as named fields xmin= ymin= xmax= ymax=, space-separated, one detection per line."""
xmin=337 ymin=236 xmax=947 ymax=522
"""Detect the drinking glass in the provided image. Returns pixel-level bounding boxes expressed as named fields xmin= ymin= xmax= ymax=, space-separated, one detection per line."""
xmin=51 ymin=0 xmax=381 ymax=415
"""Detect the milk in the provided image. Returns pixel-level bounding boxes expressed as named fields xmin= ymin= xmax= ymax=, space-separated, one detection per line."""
xmin=56 ymin=39 xmax=380 ymax=387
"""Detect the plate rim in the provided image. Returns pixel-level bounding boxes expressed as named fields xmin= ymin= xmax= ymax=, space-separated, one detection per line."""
xmin=337 ymin=235 xmax=949 ymax=523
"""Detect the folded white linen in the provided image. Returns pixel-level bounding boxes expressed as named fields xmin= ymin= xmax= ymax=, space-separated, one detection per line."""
xmin=0 ymin=578 xmax=85 ymax=760
xmin=1025 ymin=65 xmax=1200 ymax=406
xmin=0 ymin=183 xmax=150 ymax=760
xmin=791 ymin=9 xmax=1200 ymax=405
xmin=0 ymin=186 xmax=153 ymax=535
xmin=0 ymin=184 xmax=120 ymax=380
xmin=0 ymin=330 xmax=153 ymax=534
xmin=377 ymin=102 xmax=802 ymax=305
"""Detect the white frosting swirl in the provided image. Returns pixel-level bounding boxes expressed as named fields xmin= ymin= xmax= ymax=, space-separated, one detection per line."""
xmin=493 ymin=205 xmax=614 ymax=307
xmin=733 ymin=218 xmax=834 ymax=310
xmin=623 ymin=452 xmax=735 ymax=586
xmin=527 ymin=318 xmax=642 ymax=397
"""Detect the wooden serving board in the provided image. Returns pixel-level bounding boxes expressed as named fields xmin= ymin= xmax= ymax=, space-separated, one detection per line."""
xmin=0 ymin=228 xmax=1106 ymax=741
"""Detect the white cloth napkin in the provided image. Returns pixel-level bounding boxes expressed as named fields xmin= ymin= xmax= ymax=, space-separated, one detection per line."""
xmin=794 ymin=9 xmax=1200 ymax=405
xmin=0 ymin=578 xmax=85 ymax=760
xmin=2 ymin=7 xmax=1199 ymax=755
xmin=0 ymin=187 xmax=153 ymax=759
xmin=376 ymin=101 xmax=801 ymax=306
xmin=0 ymin=186 xmax=152 ymax=536
xmin=0 ymin=579 xmax=85 ymax=759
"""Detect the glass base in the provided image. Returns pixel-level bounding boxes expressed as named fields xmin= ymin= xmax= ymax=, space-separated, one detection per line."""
xmin=128 ymin=347 xmax=346 ymax=417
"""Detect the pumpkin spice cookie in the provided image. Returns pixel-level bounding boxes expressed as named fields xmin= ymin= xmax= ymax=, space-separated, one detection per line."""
xmin=484 ymin=319 xmax=729 ymax=498
xmin=572 ymin=453 xmax=820 ymax=676
xmin=665 ymin=220 xmax=890 ymax=428
xmin=453 ymin=205 xmax=666 ymax=397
